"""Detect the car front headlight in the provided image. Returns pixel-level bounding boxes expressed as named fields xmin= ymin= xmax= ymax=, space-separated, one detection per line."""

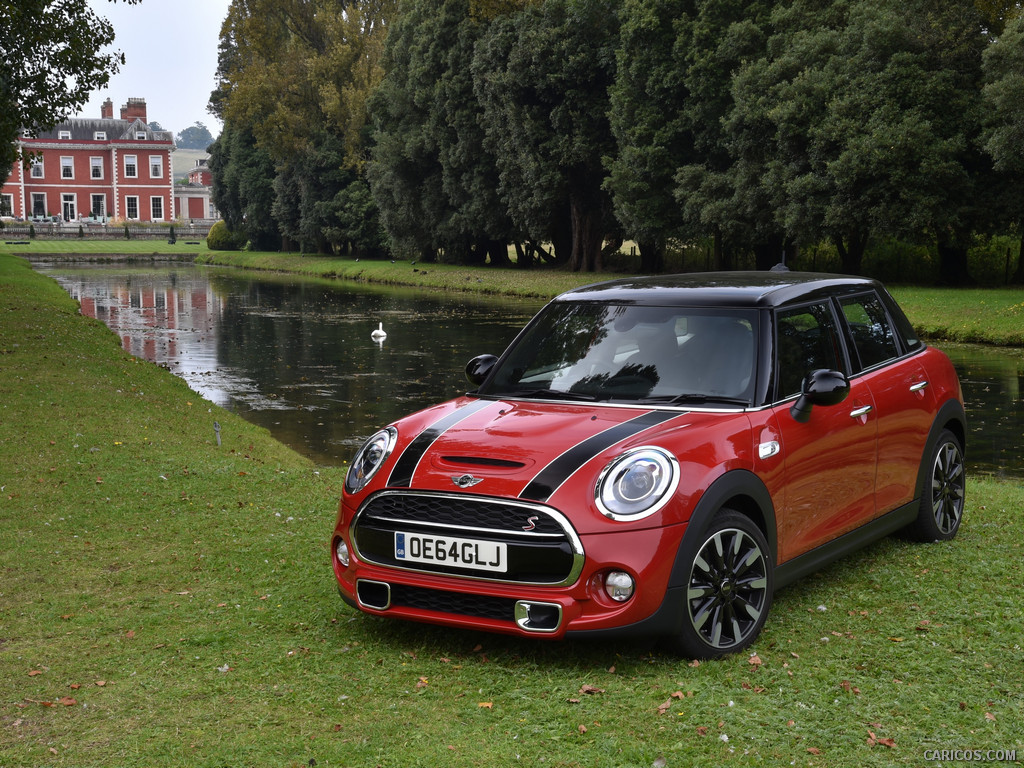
xmin=596 ymin=446 xmax=678 ymax=520
xmin=345 ymin=427 xmax=397 ymax=494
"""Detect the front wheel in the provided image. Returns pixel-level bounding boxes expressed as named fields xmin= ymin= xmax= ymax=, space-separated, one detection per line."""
xmin=670 ymin=510 xmax=774 ymax=659
xmin=906 ymin=429 xmax=965 ymax=542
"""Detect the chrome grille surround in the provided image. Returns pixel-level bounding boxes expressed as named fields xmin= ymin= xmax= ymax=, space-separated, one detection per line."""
xmin=351 ymin=490 xmax=585 ymax=586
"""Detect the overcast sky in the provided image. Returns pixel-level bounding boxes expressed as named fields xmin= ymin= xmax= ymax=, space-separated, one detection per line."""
xmin=76 ymin=0 xmax=233 ymax=138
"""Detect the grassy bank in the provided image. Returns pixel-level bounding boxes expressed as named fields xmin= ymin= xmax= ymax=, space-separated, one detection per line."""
xmin=2 ymin=250 xmax=1023 ymax=766
xmin=9 ymin=238 xmax=1024 ymax=344
xmin=196 ymin=252 xmax=1024 ymax=346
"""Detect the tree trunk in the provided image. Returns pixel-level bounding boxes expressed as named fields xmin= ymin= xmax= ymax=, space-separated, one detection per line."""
xmin=638 ymin=239 xmax=664 ymax=274
xmin=834 ymin=229 xmax=869 ymax=274
xmin=936 ymin=242 xmax=973 ymax=286
xmin=486 ymin=239 xmax=512 ymax=266
xmin=1012 ymin=230 xmax=1024 ymax=285
xmin=567 ymin=192 xmax=603 ymax=272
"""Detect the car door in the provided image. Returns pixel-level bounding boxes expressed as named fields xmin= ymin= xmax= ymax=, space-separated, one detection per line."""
xmin=772 ymin=300 xmax=878 ymax=563
xmin=838 ymin=292 xmax=935 ymax=515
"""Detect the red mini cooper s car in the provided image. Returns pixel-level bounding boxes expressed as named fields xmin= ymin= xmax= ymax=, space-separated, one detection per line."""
xmin=331 ymin=271 xmax=966 ymax=658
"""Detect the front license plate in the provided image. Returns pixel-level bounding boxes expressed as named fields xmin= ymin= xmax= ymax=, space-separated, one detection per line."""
xmin=395 ymin=532 xmax=507 ymax=573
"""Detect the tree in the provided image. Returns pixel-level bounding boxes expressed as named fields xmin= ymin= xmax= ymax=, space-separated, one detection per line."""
xmin=176 ymin=122 xmax=216 ymax=150
xmin=607 ymin=0 xmax=696 ymax=272
xmin=721 ymin=0 xmax=995 ymax=279
xmin=982 ymin=12 xmax=1024 ymax=282
xmin=368 ymin=0 xmax=515 ymax=264
xmin=208 ymin=124 xmax=280 ymax=250
xmin=0 ymin=0 xmax=138 ymax=180
xmin=672 ymin=0 xmax=783 ymax=270
xmin=474 ymin=0 xmax=621 ymax=272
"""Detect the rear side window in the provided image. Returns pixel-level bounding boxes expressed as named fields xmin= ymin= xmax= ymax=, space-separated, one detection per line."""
xmin=775 ymin=303 xmax=843 ymax=399
xmin=840 ymin=293 xmax=899 ymax=370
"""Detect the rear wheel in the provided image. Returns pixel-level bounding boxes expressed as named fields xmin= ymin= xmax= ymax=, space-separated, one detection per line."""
xmin=671 ymin=510 xmax=773 ymax=659
xmin=906 ymin=429 xmax=965 ymax=542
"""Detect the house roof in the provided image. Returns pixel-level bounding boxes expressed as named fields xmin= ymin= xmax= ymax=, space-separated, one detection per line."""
xmin=31 ymin=117 xmax=174 ymax=143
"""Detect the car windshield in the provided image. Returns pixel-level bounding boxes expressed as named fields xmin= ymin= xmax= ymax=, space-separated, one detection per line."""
xmin=480 ymin=302 xmax=758 ymax=405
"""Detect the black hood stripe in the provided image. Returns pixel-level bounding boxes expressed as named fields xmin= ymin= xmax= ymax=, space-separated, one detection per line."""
xmin=519 ymin=410 xmax=680 ymax=503
xmin=387 ymin=399 xmax=496 ymax=487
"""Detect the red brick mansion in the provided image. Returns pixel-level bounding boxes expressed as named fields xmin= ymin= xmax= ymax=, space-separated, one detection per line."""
xmin=1 ymin=98 xmax=176 ymax=224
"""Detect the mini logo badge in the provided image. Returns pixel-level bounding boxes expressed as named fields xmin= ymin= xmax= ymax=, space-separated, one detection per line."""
xmin=452 ymin=474 xmax=483 ymax=488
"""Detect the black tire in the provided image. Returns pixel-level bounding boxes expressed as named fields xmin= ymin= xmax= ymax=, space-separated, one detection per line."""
xmin=906 ymin=429 xmax=965 ymax=542
xmin=671 ymin=509 xmax=774 ymax=659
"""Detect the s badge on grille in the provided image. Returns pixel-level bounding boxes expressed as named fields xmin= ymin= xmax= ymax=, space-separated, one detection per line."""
xmin=452 ymin=474 xmax=483 ymax=488
xmin=523 ymin=516 xmax=540 ymax=532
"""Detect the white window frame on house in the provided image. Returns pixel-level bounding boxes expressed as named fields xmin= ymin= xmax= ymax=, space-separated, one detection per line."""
xmin=135 ymin=131 xmax=147 ymax=140
xmin=124 ymin=155 xmax=137 ymax=178
xmin=58 ymin=130 xmax=72 ymax=140
xmin=61 ymin=193 xmax=77 ymax=221
xmin=150 ymin=196 xmax=164 ymax=221
xmin=31 ymin=192 xmax=47 ymax=217
xmin=94 ymin=131 xmax=106 ymax=140
xmin=149 ymin=155 xmax=163 ymax=178
xmin=90 ymin=194 xmax=107 ymax=218
xmin=125 ymin=196 xmax=139 ymax=220
xmin=0 ymin=193 xmax=13 ymax=217
xmin=60 ymin=156 xmax=74 ymax=179
xmin=90 ymin=157 xmax=103 ymax=179
xmin=30 ymin=158 xmax=44 ymax=178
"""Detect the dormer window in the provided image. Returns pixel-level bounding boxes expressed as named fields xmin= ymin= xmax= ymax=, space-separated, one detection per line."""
xmin=135 ymin=131 xmax=147 ymax=140
xmin=58 ymin=130 xmax=71 ymax=140
xmin=94 ymin=131 xmax=106 ymax=141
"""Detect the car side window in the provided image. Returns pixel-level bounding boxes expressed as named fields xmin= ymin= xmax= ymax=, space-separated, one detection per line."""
xmin=775 ymin=303 xmax=843 ymax=399
xmin=840 ymin=293 xmax=899 ymax=370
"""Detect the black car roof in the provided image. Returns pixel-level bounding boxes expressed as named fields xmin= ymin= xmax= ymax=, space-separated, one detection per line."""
xmin=557 ymin=270 xmax=883 ymax=308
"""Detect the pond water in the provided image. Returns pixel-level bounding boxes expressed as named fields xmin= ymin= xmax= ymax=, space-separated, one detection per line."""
xmin=31 ymin=258 xmax=1024 ymax=478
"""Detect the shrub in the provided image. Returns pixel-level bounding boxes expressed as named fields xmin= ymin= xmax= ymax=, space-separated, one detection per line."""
xmin=206 ymin=220 xmax=244 ymax=251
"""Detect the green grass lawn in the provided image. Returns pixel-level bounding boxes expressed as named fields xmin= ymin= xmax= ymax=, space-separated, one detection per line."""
xmin=1 ymin=249 xmax=1022 ymax=766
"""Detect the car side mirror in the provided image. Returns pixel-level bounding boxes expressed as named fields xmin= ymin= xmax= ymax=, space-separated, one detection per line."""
xmin=790 ymin=369 xmax=850 ymax=423
xmin=465 ymin=354 xmax=498 ymax=387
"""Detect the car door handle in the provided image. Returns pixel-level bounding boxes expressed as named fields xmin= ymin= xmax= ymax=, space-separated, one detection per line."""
xmin=849 ymin=405 xmax=873 ymax=419
xmin=909 ymin=380 xmax=929 ymax=392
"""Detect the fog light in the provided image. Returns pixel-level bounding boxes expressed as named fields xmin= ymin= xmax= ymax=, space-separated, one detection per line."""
xmin=335 ymin=538 xmax=351 ymax=568
xmin=604 ymin=571 xmax=635 ymax=602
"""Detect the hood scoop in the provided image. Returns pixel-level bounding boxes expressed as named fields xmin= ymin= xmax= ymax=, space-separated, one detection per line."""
xmin=440 ymin=455 xmax=526 ymax=469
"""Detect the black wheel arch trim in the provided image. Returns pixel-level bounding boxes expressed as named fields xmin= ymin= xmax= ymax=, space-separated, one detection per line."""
xmin=917 ymin=398 xmax=967 ymax=492
xmin=669 ymin=469 xmax=779 ymax=585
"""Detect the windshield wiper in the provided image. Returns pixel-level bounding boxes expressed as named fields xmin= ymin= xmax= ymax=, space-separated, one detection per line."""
xmin=502 ymin=388 xmax=599 ymax=402
xmin=636 ymin=393 xmax=750 ymax=407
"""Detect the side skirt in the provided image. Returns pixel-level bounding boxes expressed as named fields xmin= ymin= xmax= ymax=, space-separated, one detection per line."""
xmin=773 ymin=499 xmax=918 ymax=589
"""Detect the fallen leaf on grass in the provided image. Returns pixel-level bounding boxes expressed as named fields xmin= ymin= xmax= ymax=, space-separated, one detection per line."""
xmin=28 ymin=670 xmax=43 ymax=677
xmin=415 ymin=676 xmax=429 ymax=690
xmin=840 ymin=680 xmax=861 ymax=695
xmin=748 ymin=653 xmax=762 ymax=667
xmin=478 ymin=702 xmax=493 ymax=709
xmin=985 ymin=712 xmax=996 ymax=722
xmin=59 ymin=697 xmax=77 ymax=707
xmin=578 ymin=724 xmax=587 ymax=734
xmin=866 ymin=731 xmax=896 ymax=748
xmin=579 ymin=684 xmax=604 ymax=695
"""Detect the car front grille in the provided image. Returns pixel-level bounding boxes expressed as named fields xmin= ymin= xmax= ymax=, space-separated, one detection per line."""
xmin=351 ymin=490 xmax=585 ymax=586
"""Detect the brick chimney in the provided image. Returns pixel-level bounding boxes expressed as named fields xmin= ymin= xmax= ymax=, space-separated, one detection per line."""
xmin=101 ymin=98 xmax=114 ymax=119
xmin=120 ymin=98 xmax=148 ymax=122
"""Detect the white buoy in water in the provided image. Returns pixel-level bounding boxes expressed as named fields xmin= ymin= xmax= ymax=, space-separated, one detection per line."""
xmin=371 ymin=322 xmax=387 ymax=340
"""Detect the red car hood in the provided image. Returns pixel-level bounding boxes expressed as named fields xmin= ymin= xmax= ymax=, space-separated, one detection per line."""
xmin=380 ymin=395 xmax=711 ymax=506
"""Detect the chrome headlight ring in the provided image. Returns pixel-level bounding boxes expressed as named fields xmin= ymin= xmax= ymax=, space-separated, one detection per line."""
xmin=595 ymin=446 xmax=679 ymax=521
xmin=344 ymin=427 xmax=398 ymax=495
